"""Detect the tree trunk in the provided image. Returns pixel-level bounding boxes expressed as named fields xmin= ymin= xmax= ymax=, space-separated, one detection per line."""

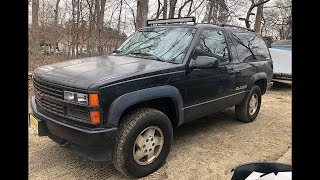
xmin=53 ymin=0 xmax=61 ymax=55
xmin=94 ymin=0 xmax=100 ymax=55
xmin=32 ymin=0 xmax=39 ymax=28
xmin=187 ymin=0 xmax=193 ymax=16
xmin=136 ymin=0 xmax=149 ymax=31
xmin=118 ymin=0 xmax=123 ymax=33
xmin=156 ymin=0 xmax=161 ymax=19
xmin=254 ymin=0 xmax=264 ymax=33
xmin=168 ymin=0 xmax=177 ymax=18
xmin=32 ymin=0 xmax=39 ymax=54
xmin=203 ymin=0 xmax=214 ymax=23
xmin=54 ymin=0 xmax=60 ymax=25
xmin=163 ymin=0 xmax=167 ymax=19
xmin=245 ymin=0 xmax=270 ymax=28
xmin=87 ymin=0 xmax=94 ymax=56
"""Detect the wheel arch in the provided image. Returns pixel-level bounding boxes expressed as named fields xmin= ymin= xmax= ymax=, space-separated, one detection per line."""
xmin=106 ymin=85 xmax=184 ymax=127
xmin=247 ymin=72 xmax=268 ymax=95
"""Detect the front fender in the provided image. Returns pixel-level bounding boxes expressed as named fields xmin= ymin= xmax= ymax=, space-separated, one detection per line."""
xmin=106 ymin=85 xmax=184 ymax=127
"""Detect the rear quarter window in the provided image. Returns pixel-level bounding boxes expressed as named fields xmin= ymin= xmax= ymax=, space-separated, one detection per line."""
xmin=227 ymin=28 xmax=271 ymax=62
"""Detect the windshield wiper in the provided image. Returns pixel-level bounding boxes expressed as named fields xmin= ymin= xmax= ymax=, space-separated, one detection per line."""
xmin=128 ymin=52 xmax=164 ymax=62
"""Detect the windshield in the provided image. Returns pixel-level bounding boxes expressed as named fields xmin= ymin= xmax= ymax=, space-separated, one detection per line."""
xmin=115 ymin=27 xmax=194 ymax=63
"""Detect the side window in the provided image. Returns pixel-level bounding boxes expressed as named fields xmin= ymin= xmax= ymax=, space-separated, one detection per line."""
xmin=194 ymin=29 xmax=229 ymax=64
xmin=228 ymin=28 xmax=271 ymax=62
xmin=251 ymin=36 xmax=271 ymax=60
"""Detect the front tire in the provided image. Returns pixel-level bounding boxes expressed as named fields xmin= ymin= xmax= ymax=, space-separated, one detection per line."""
xmin=112 ymin=108 xmax=173 ymax=178
xmin=235 ymin=85 xmax=262 ymax=122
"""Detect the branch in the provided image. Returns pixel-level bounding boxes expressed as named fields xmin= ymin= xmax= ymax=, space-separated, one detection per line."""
xmin=178 ymin=0 xmax=192 ymax=18
xmin=188 ymin=0 xmax=205 ymax=16
xmin=245 ymin=0 xmax=271 ymax=28
xmin=123 ymin=0 xmax=136 ymax=27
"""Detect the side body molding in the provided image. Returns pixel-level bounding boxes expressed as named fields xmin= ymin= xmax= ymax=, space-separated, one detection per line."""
xmin=106 ymin=85 xmax=184 ymax=127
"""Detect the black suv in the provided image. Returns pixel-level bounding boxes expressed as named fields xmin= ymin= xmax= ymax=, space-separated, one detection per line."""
xmin=30 ymin=17 xmax=273 ymax=178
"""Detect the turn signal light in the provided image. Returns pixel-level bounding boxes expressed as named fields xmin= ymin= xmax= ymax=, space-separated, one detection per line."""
xmin=90 ymin=111 xmax=101 ymax=124
xmin=89 ymin=93 xmax=99 ymax=106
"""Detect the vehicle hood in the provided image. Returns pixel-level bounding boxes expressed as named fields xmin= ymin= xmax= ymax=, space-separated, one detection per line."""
xmin=33 ymin=55 xmax=178 ymax=90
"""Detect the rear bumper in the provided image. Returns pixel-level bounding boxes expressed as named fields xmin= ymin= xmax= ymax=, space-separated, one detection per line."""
xmin=273 ymin=73 xmax=292 ymax=81
xmin=267 ymin=82 xmax=273 ymax=90
xmin=30 ymin=96 xmax=117 ymax=161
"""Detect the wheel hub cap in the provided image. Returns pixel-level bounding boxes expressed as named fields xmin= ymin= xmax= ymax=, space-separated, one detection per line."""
xmin=249 ymin=93 xmax=258 ymax=115
xmin=133 ymin=126 xmax=164 ymax=165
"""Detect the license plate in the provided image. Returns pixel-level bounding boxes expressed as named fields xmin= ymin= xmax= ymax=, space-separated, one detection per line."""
xmin=29 ymin=114 xmax=39 ymax=134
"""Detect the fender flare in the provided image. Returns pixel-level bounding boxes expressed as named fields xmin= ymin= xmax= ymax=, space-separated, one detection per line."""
xmin=246 ymin=72 xmax=268 ymax=95
xmin=106 ymin=85 xmax=184 ymax=127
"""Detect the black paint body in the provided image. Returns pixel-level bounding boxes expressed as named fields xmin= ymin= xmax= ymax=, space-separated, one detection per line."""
xmin=31 ymin=24 xmax=273 ymax=161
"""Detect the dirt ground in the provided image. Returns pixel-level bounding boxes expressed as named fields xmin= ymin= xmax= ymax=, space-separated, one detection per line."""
xmin=28 ymin=81 xmax=291 ymax=180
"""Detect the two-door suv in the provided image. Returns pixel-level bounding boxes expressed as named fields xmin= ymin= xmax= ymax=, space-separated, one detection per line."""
xmin=30 ymin=17 xmax=273 ymax=178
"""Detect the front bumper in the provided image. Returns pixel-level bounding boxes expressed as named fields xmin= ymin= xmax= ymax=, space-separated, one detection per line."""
xmin=30 ymin=96 xmax=117 ymax=161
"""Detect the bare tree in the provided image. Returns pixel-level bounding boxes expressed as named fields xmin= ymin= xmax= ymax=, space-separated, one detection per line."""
xmin=53 ymin=0 xmax=61 ymax=55
xmin=136 ymin=0 xmax=149 ymax=30
xmin=156 ymin=0 xmax=162 ymax=19
xmin=187 ymin=0 xmax=205 ymax=17
xmin=263 ymin=0 xmax=291 ymax=39
xmin=124 ymin=0 xmax=136 ymax=28
xmin=118 ymin=0 xmax=123 ymax=33
xmin=163 ymin=0 xmax=168 ymax=19
xmin=244 ymin=0 xmax=270 ymax=28
xmin=254 ymin=0 xmax=264 ymax=33
xmin=178 ymin=0 xmax=192 ymax=18
xmin=168 ymin=0 xmax=177 ymax=18
xmin=32 ymin=0 xmax=39 ymax=28
xmin=203 ymin=0 xmax=229 ymax=24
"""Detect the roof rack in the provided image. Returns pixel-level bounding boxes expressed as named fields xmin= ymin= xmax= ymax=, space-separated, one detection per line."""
xmin=147 ymin=17 xmax=196 ymax=26
xmin=218 ymin=23 xmax=255 ymax=32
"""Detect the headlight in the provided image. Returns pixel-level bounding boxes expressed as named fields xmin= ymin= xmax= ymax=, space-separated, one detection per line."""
xmin=64 ymin=91 xmax=88 ymax=105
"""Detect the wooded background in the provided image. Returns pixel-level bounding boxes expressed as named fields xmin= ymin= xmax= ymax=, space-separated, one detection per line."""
xmin=28 ymin=0 xmax=291 ymax=69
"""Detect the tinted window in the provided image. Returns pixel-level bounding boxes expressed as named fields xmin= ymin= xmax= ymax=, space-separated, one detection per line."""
xmin=194 ymin=29 xmax=229 ymax=64
xmin=227 ymin=28 xmax=270 ymax=62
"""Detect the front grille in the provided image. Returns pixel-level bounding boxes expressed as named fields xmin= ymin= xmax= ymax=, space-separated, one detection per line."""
xmin=36 ymin=96 xmax=65 ymax=117
xmin=33 ymin=78 xmax=91 ymax=124
xmin=33 ymin=78 xmax=63 ymax=99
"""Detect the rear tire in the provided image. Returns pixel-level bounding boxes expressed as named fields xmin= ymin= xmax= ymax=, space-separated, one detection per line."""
xmin=235 ymin=85 xmax=262 ymax=122
xmin=112 ymin=108 xmax=173 ymax=178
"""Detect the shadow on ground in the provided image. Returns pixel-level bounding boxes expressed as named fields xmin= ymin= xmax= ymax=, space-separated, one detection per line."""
xmin=271 ymin=80 xmax=292 ymax=91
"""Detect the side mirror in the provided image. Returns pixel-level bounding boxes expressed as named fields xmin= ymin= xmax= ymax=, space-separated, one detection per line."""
xmin=190 ymin=56 xmax=219 ymax=69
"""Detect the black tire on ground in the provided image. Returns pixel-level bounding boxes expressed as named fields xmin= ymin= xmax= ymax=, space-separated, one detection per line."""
xmin=112 ymin=108 xmax=173 ymax=178
xmin=235 ymin=85 xmax=262 ymax=123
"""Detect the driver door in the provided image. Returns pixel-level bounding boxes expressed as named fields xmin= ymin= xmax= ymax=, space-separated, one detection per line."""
xmin=184 ymin=29 xmax=235 ymax=122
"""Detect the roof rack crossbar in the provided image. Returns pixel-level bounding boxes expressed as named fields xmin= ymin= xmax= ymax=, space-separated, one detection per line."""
xmin=147 ymin=17 xmax=196 ymax=26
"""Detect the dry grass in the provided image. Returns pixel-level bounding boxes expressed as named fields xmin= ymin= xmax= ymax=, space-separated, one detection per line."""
xmin=28 ymin=55 xmax=72 ymax=97
xmin=29 ymin=55 xmax=70 ymax=73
